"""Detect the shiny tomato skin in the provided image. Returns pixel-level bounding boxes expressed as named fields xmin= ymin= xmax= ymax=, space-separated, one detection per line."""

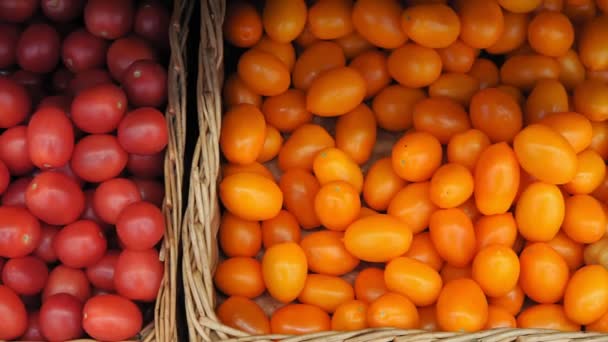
xmin=118 ymin=107 xmax=168 ymax=155
xmin=16 ymin=23 xmax=61 ymax=74
xmin=93 ymin=178 xmax=142 ymax=224
xmin=134 ymin=1 xmax=170 ymax=49
xmin=0 ymin=206 xmax=41 ymax=258
xmin=41 ymin=0 xmax=84 ymax=22
xmin=34 ymin=224 xmax=59 ymax=263
xmin=133 ymin=178 xmax=164 ymax=207
xmin=27 ymin=108 xmax=74 ymax=169
xmin=114 ymin=248 xmax=163 ymax=302
xmin=116 ymin=201 xmax=164 ymax=251
xmin=71 ymin=134 xmax=128 ymax=183
xmin=106 ymin=36 xmax=156 ymax=81
xmin=53 ymin=220 xmax=107 ymax=268
xmin=126 ymin=152 xmax=163 ymax=179
xmin=43 ymin=265 xmax=91 ymax=302
xmin=26 ymin=171 xmax=85 ymax=226
xmin=0 ymin=285 xmax=27 ymax=340
xmin=82 ymin=294 xmax=142 ymax=341
xmin=474 ymin=143 xmax=520 ymax=215
xmin=61 ymin=29 xmax=107 ymax=73
xmin=0 ymin=77 xmax=31 ymax=128
xmin=344 ymin=214 xmax=413 ymax=262
xmin=122 ymin=60 xmax=168 ymax=107
xmin=39 ymin=293 xmax=83 ymax=341
xmin=217 ymin=296 xmax=270 ymax=335
xmin=2 ymin=256 xmax=48 ymax=295
xmin=84 ymin=0 xmax=134 ymax=40
xmin=262 ymin=242 xmax=308 ymax=303
xmin=85 ymin=250 xmax=119 ymax=291
xmin=270 ymin=303 xmax=330 ymax=334
xmin=71 ymin=83 xmax=127 ymax=134
xmin=2 ymin=176 xmax=31 ymax=207
xmin=0 ymin=126 xmax=33 ymax=176
xmin=221 ymin=173 xmax=283 ymax=221
xmin=0 ymin=24 xmax=19 ymax=69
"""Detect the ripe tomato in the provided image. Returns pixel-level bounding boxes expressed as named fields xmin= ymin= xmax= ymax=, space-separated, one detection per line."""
xmin=392 ymin=131 xmax=442 ymax=182
xmin=313 ymin=148 xmax=363 ymax=192
xmin=516 ymin=182 xmax=564 ymax=242
xmin=61 ymin=29 xmax=108 ymax=73
xmin=0 ymin=285 xmax=27 ymax=340
xmin=219 ymin=212 xmax=261 ymax=258
xmin=331 ymin=299 xmax=368 ymax=331
xmin=468 ymin=58 xmax=500 ymax=89
xmin=436 ymin=278 xmax=488 ymax=332
xmin=71 ymin=134 xmax=129 ymax=183
xmin=388 ymin=44 xmax=442 ymax=88
xmin=500 ymin=54 xmax=560 ymax=90
xmin=363 ymin=158 xmax=406 ymax=211
xmin=270 ymin=303 xmax=330 ymax=334
xmin=402 ymin=4 xmax=461 ymax=49
xmin=83 ymin=294 xmax=143 ymax=341
xmin=475 ymin=213 xmax=518 ymax=251
xmin=123 ymin=60 xmax=167 ymax=108
xmin=300 ymin=230 xmax=358 ymax=276
xmin=528 ymin=11 xmax=574 ymax=57
xmin=262 ymin=0 xmax=306 ymax=43
xmin=279 ymin=168 xmax=321 ymax=229
xmin=578 ymin=15 xmax=608 ymax=71
xmin=472 ymin=245 xmax=520 ymax=297
xmin=27 ymin=108 xmax=74 ymax=169
xmin=220 ymin=104 xmax=266 ymax=165
xmin=525 ymin=79 xmax=569 ymax=124
xmin=261 ymin=210 xmax=300 ymax=248
xmin=558 ymin=50 xmax=586 ymax=90
xmin=573 ymin=79 xmax=608 ymax=122
xmin=413 ymin=97 xmax=471 ymax=144
xmin=254 ymin=36 xmax=296 ymax=71
xmin=520 ymin=243 xmax=569 ymax=303
xmin=40 ymin=293 xmax=83 ymax=341
xmin=93 ymin=178 xmax=141 ymax=224
xmin=485 ymin=305 xmax=516 ymax=329
xmin=257 ymin=124 xmax=282 ymax=163
xmin=0 ymin=126 xmax=34 ymax=176
xmin=278 ymin=123 xmax=334 ymax=171
xmin=217 ymin=296 xmax=270 ymax=335
xmin=84 ymin=0 xmax=133 ymax=39
xmin=223 ymin=0 xmax=263 ymax=48
xmin=238 ymin=49 xmax=291 ymax=97
xmin=298 ymin=274 xmax=354 ymax=313
xmin=34 ymin=224 xmax=59 ymax=263
xmin=86 ymin=250 xmax=119 ymax=291
xmin=214 ymin=257 xmax=264 ymax=299
xmin=118 ymin=107 xmax=168 ymax=155
xmin=429 ymin=163 xmax=474 ymax=209
xmin=429 ymin=208 xmax=476 ymax=267
xmin=262 ymin=89 xmax=311 ymax=133
xmin=517 ymin=304 xmax=579 ymax=331
xmin=590 ymin=121 xmax=608 ymax=159
xmin=349 ymin=50 xmax=390 ymax=99
xmin=367 ymin=292 xmax=419 ymax=329
xmin=562 ymin=195 xmax=606 ymax=243
xmin=17 ymin=24 xmax=61 ymax=74
xmin=220 ymin=173 xmax=282 ymax=221
xmin=262 ymin=242 xmax=307 ymax=303
xmin=53 ymin=220 xmax=107 ymax=268
xmin=486 ymin=12 xmax=529 ymax=54
xmin=457 ymin=0 xmax=504 ymax=49
xmin=564 ymin=149 xmax=606 ymax=195
xmin=372 ymin=85 xmax=426 ymax=132
xmin=437 ymin=40 xmax=477 ymax=74
xmin=2 ymin=176 xmax=31 ymax=207
xmin=71 ymin=84 xmax=127 ymax=134
xmin=539 ymin=112 xmax=592 ymax=153
xmin=43 ymin=265 xmax=91 ymax=302
xmin=69 ymin=69 xmax=113 ymax=95
xmin=223 ymin=74 xmax=262 ymax=109
xmin=2 ymin=256 xmax=48 ymax=295
xmin=387 ymin=182 xmax=437 ymax=234
xmin=405 ymin=232 xmax=444 ymax=271
xmin=545 ymin=231 xmax=584 ymax=271
xmin=428 ymin=73 xmax=480 ymax=106
xmin=563 ymin=265 xmax=608 ymax=324
xmin=344 ymin=214 xmax=413 ymax=262
xmin=114 ymin=248 xmax=163 ymax=302
xmin=107 ymin=37 xmax=156 ymax=82
xmin=335 ymin=104 xmax=377 ymax=165
xmin=334 ymin=31 xmax=373 ymax=59
xmin=354 ymin=268 xmax=387 ymax=303
xmin=126 ymin=151 xmax=164 ymax=179
xmin=588 ymin=310 xmax=608 ymax=332
xmin=385 ymin=257 xmax=442 ymax=306
xmin=0 ymin=206 xmax=41 ymax=258
xmin=447 ymin=129 xmax=491 ymax=172
xmin=469 ymin=88 xmax=522 ymax=143
xmin=352 ymin=0 xmax=406 ymax=49
xmin=306 ymin=67 xmax=366 ymax=116
xmin=0 ymin=77 xmax=30 ymax=128
xmin=489 ymin=284 xmax=525 ymax=316
xmin=292 ymin=41 xmax=345 ymax=91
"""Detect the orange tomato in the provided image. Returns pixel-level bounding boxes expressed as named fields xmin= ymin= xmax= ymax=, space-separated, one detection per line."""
xmin=557 ymin=49 xmax=586 ymax=91
xmin=405 ymin=232 xmax=444 ymax=271
xmin=223 ymin=0 xmax=263 ymax=48
xmin=351 ymin=0 xmax=407 ymax=49
xmin=474 ymin=143 xmax=520 ymax=215
xmin=385 ymin=257 xmax=443 ymax=306
xmin=488 ymin=285 xmax=525 ymax=316
xmin=497 ymin=85 xmax=525 ymax=106
xmin=335 ymin=104 xmax=376 ymax=165
xmin=222 ymin=161 xmax=274 ymax=181
xmin=538 ymin=0 xmax=564 ymax=11
xmin=372 ymin=85 xmax=426 ymax=132
xmin=237 ymin=49 xmax=291 ymax=96
xmin=447 ymin=129 xmax=491 ymax=171
xmin=219 ymin=212 xmax=262 ymax=258
xmin=358 ymin=206 xmax=379 ymax=218
xmin=391 ymin=132 xmax=443 ymax=182
xmin=469 ymin=88 xmax=523 ymax=143
xmin=344 ymin=214 xmax=413 ymax=262
xmin=223 ymin=73 xmax=262 ymax=109
xmin=573 ymin=79 xmax=608 ymax=122
xmin=475 ymin=213 xmax=518 ymax=251
xmin=354 ymin=268 xmax=387 ymax=303
xmin=599 ymin=0 xmax=608 ymax=12
xmin=220 ymin=173 xmax=283 ymax=221
xmin=528 ymin=11 xmax=574 ymax=57
xmin=278 ymin=123 xmax=334 ymax=171
xmin=428 ymin=73 xmax=480 ymax=106
xmin=300 ymin=230 xmax=359 ymax=276
xmin=313 ymin=148 xmax=363 ymax=192
xmin=220 ymin=104 xmax=266 ymax=165
xmin=587 ymin=310 xmax=608 ymax=332
xmin=515 ymin=182 xmax=564 ymax=242
xmin=593 ymin=173 xmax=608 ymax=202
xmin=438 ymin=40 xmax=478 ymax=73
xmin=314 ymin=181 xmax=361 ymax=231
xmin=538 ymin=112 xmax=592 ymax=153
xmin=262 ymin=89 xmax=312 ymax=133
xmin=524 ymin=79 xmax=569 ymax=124
xmin=468 ymin=58 xmax=500 ymax=89
xmin=298 ymin=274 xmax=355 ymax=313
xmin=292 ymin=41 xmax=345 ymax=91
xmin=429 ymin=208 xmax=476 ymax=267
xmin=578 ymin=15 xmax=608 ymax=71
xmin=436 ymin=278 xmax=488 ymax=332
xmin=331 ymin=300 xmax=368 ymax=331
xmin=270 ymin=304 xmax=330 ymax=334
xmin=262 ymin=0 xmax=307 ymax=43
xmin=429 ymin=163 xmax=474 ymax=209
xmin=257 ymin=124 xmax=283 ymax=163
xmin=584 ymin=237 xmax=608 ymax=267
xmin=363 ymin=158 xmax=406 ymax=211
xmin=279 ymin=168 xmax=321 ymax=229
xmin=485 ymin=305 xmax=517 ymax=329
xmin=253 ymin=36 xmax=296 ymax=71
xmin=214 ymin=257 xmax=265 ymax=298
xmin=513 ymin=124 xmax=577 ymax=184
xmin=563 ymin=265 xmax=608 ymax=324
xmin=367 ymin=293 xmax=419 ymax=329
xmin=295 ymin=22 xmax=320 ymax=48
xmin=563 ymin=149 xmax=606 ymax=195
xmin=500 ymin=54 xmax=560 ymax=91
xmin=458 ymin=197 xmax=482 ymax=223
xmin=590 ymin=121 xmax=608 ymax=160
xmin=261 ymin=210 xmax=301 ymax=248
xmin=519 ymin=243 xmax=569 ymax=304
xmin=307 ymin=0 xmax=354 ymax=40
xmin=349 ymin=50 xmax=390 ymax=99
xmin=217 ymin=296 xmax=270 ymax=335
xmin=472 ymin=245 xmax=520 ymax=297
xmin=388 ymin=182 xmax=438 ymax=234
xmin=562 ymin=195 xmax=606 ymax=244
xmin=517 ymin=304 xmax=580 ymax=331
xmin=563 ymin=0 xmax=597 ymax=24
xmin=306 ymin=67 xmax=366 ymax=116
xmin=457 ymin=0 xmax=505 ymax=49
xmin=418 ymin=306 xmax=438 ymax=331
xmin=334 ymin=31 xmax=374 ymax=59
xmin=498 ymin=0 xmax=543 ymax=12
xmin=486 ymin=12 xmax=529 ymax=54
xmin=401 ymin=4 xmax=461 ymax=48
xmin=262 ymin=242 xmax=308 ymax=303
xmin=440 ymin=264 xmax=472 ymax=283
xmin=412 ymin=97 xmax=471 ymax=144
xmin=388 ymin=44 xmax=442 ymax=88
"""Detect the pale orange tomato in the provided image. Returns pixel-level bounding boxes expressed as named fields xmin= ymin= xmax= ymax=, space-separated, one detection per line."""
xmin=372 ymin=85 xmax=426 ymax=132
xmin=488 ymin=285 xmax=525 ymax=316
xmin=472 ymin=245 xmax=520 ymax=297
xmin=562 ymin=194 xmax=606 ymax=244
xmin=300 ymin=230 xmax=359 ymax=276
xmin=220 ymin=173 xmax=283 ymax=221
xmin=298 ymin=274 xmax=354 ymax=313
xmin=313 ymin=147 xmax=363 ymax=192
xmin=474 ymin=143 xmax=520 ymax=215
xmin=563 ymin=149 xmax=606 ymax=195
xmin=387 ymin=182 xmax=438 ymax=234
xmin=516 ymin=182 xmax=564 ymax=242
xmin=351 ymin=0 xmax=407 ymax=49
xmin=388 ymin=44 xmax=442 ymax=88
xmin=363 ymin=157 xmax=406 ymax=211
xmin=220 ymin=104 xmax=267 ymax=165
xmin=436 ymin=278 xmax=489 ymax=332
xmin=306 ymin=67 xmax=366 ymax=117
xmin=429 ymin=208 xmax=476 ymax=267
xmin=392 ymin=131 xmax=443 ymax=182
xmin=385 ymin=257 xmax=443 ymax=306
xmin=546 ymin=230 xmax=584 ymax=271
xmin=538 ymin=112 xmax=593 ymax=153
xmin=344 ymin=214 xmax=413 ymax=262
xmin=335 ymin=104 xmax=377 ymax=165
xmin=262 ymin=242 xmax=308 ymax=303
xmin=475 ymin=213 xmax=518 ymax=251
xmin=563 ymin=265 xmax=608 ymax=324
xmin=262 ymin=0 xmax=307 ymax=43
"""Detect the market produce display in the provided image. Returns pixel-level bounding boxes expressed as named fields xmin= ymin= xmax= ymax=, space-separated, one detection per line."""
xmin=0 ymin=0 xmax=172 ymax=341
xmin=214 ymin=0 xmax=608 ymax=336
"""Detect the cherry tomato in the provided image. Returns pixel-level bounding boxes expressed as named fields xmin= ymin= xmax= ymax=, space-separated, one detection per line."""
xmin=429 ymin=73 xmax=480 ymax=106
xmin=53 ymin=220 xmax=107 ymax=268
xmin=26 ymin=171 xmax=85 ymax=226
xmin=262 ymin=89 xmax=311 ymax=133
xmin=71 ymin=134 xmax=129 ymax=183
xmin=16 ymin=23 xmax=61 ymax=73
xmin=308 ymin=0 xmax=354 ymax=40
xmin=262 ymin=242 xmax=307 ymax=303
xmin=392 ymin=131 xmax=443 ymax=182
xmin=313 ymin=147 xmax=363 ymax=192
xmin=214 ymin=257 xmax=264 ymax=299
xmin=238 ymin=49 xmax=290 ymax=97
xmin=388 ymin=43 xmax=443 ymax=88
xmin=500 ymin=54 xmax=560 ymax=91
xmin=41 ymin=0 xmax=84 ymax=22
xmin=93 ymin=178 xmax=141 ymax=224
xmin=220 ymin=173 xmax=283 ymax=221
xmin=474 ymin=143 xmax=520 ymax=215
xmin=472 ymin=245 xmax=520 ymax=297
xmin=61 ymin=29 xmax=107 ymax=73
xmin=114 ymin=248 xmax=163 ymax=302
xmin=217 ymin=296 xmax=270 ymax=335
xmin=363 ymin=157 xmax=406 ymax=211
xmin=485 ymin=305 xmax=517 ymax=329
xmin=300 ymin=230 xmax=359 ymax=276
xmin=27 ymin=108 xmax=74 ymax=169
xmin=438 ymin=39 xmax=477 ymax=74
xmin=387 ymin=182 xmax=438 ymax=234
xmin=0 ymin=285 xmax=27 ymax=340
xmin=429 ymin=163 xmax=474 ymax=209
xmin=2 ymin=256 xmax=48 ymax=296
xmin=489 ymin=284 xmax=525 ymax=316
xmin=457 ymin=0 xmax=504 ymax=49
xmin=349 ymin=50 xmax=390 ymax=99
xmin=486 ymin=12 xmax=529 ymax=54
xmin=344 ymin=214 xmax=413 ymax=262
xmin=262 ymin=0 xmax=306 ymax=43
xmin=135 ymin=1 xmax=170 ymax=49
xmin=520 ymin=242 xmax=569 ymax=303
xmin=563 ymin=265 xmax=608 ymax=324
xmin=306 ymin=67 xmax=366 ymax=117
xmin=475 ymin=213 xmax=518 ymax=251
xmin=43 ymin=265 xmax=91 ymax=303
xmin=39 ymin=293 xmax=83 ymax=341
xmin=292 ymin=41 xmax=346 ymax=91
xmin=539 ymin=112 xmax=592 ymax=153
xmin=516 ymin=182 xmax=564 ymax=242
xmin=34 ymin=224 xmax=59 ymax=263
xmin=122 ymin=60 xmax=167 ymax=107
xmin=0 ymin=77 xmax=31 ymax=128
xmin=331 ymin=299 xmax=368 ymax=331
xmin=117 ymin=107 xmax=168 ymax=155
xmin=85 ymin=250 xmax=119 ymax=291
xmin=220 ymin=104 xmax=266 ymax=165
xmin=354 ymin=267 xmax=387 ymax=303
xmin=528 ymin=11 xmax=574 ymax=57
xmin=372 ymin=85 xmax=426 ymax=132
xmin=578 ymin=15 xmax=608 ymax=71
xmin=413 ymin=97 xmax=471 ymax=144
xmin=116 ymin=201 xmax=164 ymax=251
xmin=562 ymin=194 xmax=606 ymax=243
xmin=401 ymin=4 xmax=460 ymax=49
xmin=84 ymin=0 xmax=134 ymax=39
xmin=0 ymin=206 xmax=41 ymax=258
xmin=469 ymin=88 xmax=523 ymax=143
xmin=71 ymin=84 xmax=127 ymax=134
xmin=219 ymin=212 xmax=261 ymax=257
xmin=278 ymin=123 xmax=335 ymax=171
xmin=82 ymin=294 xmax=143 ymax=341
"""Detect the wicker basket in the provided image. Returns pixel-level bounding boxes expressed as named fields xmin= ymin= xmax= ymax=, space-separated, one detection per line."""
xmin=185 ymin=0 xmax=608 ymax=341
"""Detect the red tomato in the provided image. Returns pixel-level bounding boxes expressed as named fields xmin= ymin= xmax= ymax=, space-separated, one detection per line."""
xmin=0 ymin=0 xmax=37 ymax=23
xmin=43 ymin=265 xmax=91 ymax=302
xmin=2 ymin=256 xmax=48 ymax=295
xmin=16 ymin=23 xmax=60 ymax=73
xmin=71 ymin=84 xmax=127 ymax=134
xmin=93 ymin=178 xmax=142 ymax=224
xmin=116 ymin=201 xmax=164 ymax=250
xmin=21 ymin=311 xmax=43 ymax=341
xmin=0 ymin=206 xmax=41 ymax=258
xmin=134 ymin=1 xmax=170 ymax=49
xmin=41 ymin=0 xmax=84 ymax=22
xmin=2 ymin=176 xmax=32 ymax=207
xmin=34 ymin=224 xmax=59 ymax=263
xmin=0 ymin=126 xmax=33 ymax=175
xmin=133 ymin=178 xmax=164 ymax=207
xmin=80 ymin=190 xmax=108 ymax=228
xmin=126 ymin=152 xmax=163 ymax=179
xmin=69 ymin=69 xmax=113 ymax=95
xmin=117 ymin=107 xmax=168 ymax=155
xmin=82 ymin=294 xmax=143 ymax=341
xmin=40 ymin=293 xmax=83 ymax=341
xmin=51 ymin=71 xmax=74 ymax=94
xmin=0 ymin=285 xmax=27 ymax=340
xmin=71 ymin=134 xmax=128 ymax=183
xmin=84 ymin=0 xmax=134 ymax=39
xmin=61 ymin=29 xmax=107 ymax=73
xmin=0 ymin=77 xmax=30 ymax=128
xmin=53 ymin=220 xmax=107 ymax=268
xmin=114 ymin=248 xmax=163 ymax=302
xmin=26 ymin=171 xmax=85 ymax=226
xmin=0 ymin=160 xmax=10 ymax=196
xmin=86 ymin=250 xmax=119 ymax=291
xmin=122 ymin=60 xmax=167 ymax=107
xmin=106 ymin=36 xmax=156 ymax=81
xmin=0 ymin=24 xmax=19 ymax=69
xmin=27 ymin=108 xmax=75 ymax=169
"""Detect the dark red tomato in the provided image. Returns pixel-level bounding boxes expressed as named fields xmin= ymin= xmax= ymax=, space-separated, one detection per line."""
xmin=34 ymin=224 xmax=59 ymax=263
xmin=2 ymin=256 xmax=48 ymax=295
xmin=0 ymin=206 xmax=41 ymax=258
xmin=71 ymin=135 xmax=128 ymax=183
xmin=41 ymin=0 xmax=83 ymax=22
xmin=114 ymin=248 xmax=163 ymax=302
xmin=39 ymin=293 xmax=83 ymax=341
xmin=52 ymin=68 xmax=74 ymax=93
xmin=61 ymin=29 xmax=107 ymax=73
xmin=0 ymin=258 xmax=4 ymax=274
xmin=38 ymin=95 xmax=72 ymax=113
xmin=135 ymin=1 xmax=170 ymax=49
xmin=25 ymin=171 xmax=85 ymax=226
xmin=11 ymin=70 xmax=45 ymax=105
xmin=106 ymin=36 xmax=156 ymax=81
xmin=118 ymin=107 xmax=168 ymax=155
xmin=85 ymin=250 xmax=119 ymax=291
xmin=0 ymin=160 xmax=10 ymax=196
xmin=122 ymin=60 xmax=167 ymax=107
xmin=81 ymin=189 xmax=109 ymax=228
xmin=0 ymin=24 xmax=19 ymax=68
xmin=133 ymin=178 xmax=164 ymax=207
xmin=93 ymin=178 xmax=142 ymax=224
xmin=0 ymin=126 xmax=33 ymax=175
xmin=0 ymin=77 xmax=30 ymax=128
xmin=116 ymin=201 xmax=164 ymax=251
xmin=21 ymin=293 xmax=41 ymax=310
xmin=21 ymin=311 xmax=44 ymax=341
xmin=84 ymin=0 xmax=134 ymax=40
xmin=27 ymin=108 xmax=75 ymax=169
xmin=2 ymin=177 xmax=32 ymax=207
xmin=127 ymin=152 xmax=164 ymax=179
xmin=43 ymin=265 xmax=91 ymax=302
xmin=53 ymin=220 xmax=107 ymax=268
xmin=71 ymin=83 xmax=127 ymax=134
xmin=69 ymin=68 xmax=113 ymax=95
xmin=83 ymin=294 xmax=143 ymax=341
xmin=0 ymin=285 xmax=27 ymax=340
xmin=0 ymin=0 xmax=38 ymax=23
xmin=16 ymin=23 xmax=61 ymax=74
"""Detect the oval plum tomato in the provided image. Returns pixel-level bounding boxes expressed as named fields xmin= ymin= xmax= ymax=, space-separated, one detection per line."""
xmin=412 ymin=97 xmax=471 ymax=144
xmin=0 ymin=285 xmax=27 ymax=340
xmin=469 ymin=88 xmax=523 ymax=143
xmin=332 ymin=299 xmax=368 ymax=331
xmin=306 ymin=67 xmax=366 ymax=117
xmin=563 ymin=265 xmax=608 ymax=324
xmin=475 ymin=213 xmax=518 ymax=251
xmin=363 ymin=157 xmax=406 ymax=211
xmin=122 ymin=60 xmax=167 ymax=107
xmin=314 ymin=181 xmax=361 ymax=231
xmin=278 ymin=123 xmax=335 ymax=171
xmin=516 ymin=182 xmax=564 ymax=242
xmin=262 ymin=0 xmax=306 ymax=43
xmin=298 ymin=274 xmax=354 ymax=313
xmin=82 ymin=294 xmax=142 ymax=341
xmin=261 ymin=89 xmax=311 ymax=133
xmin=0 ymin=77 xmax=30 ymax=128
xmin=486 ymin=12 xmax=529 ymax=55
xmin=116 ymin=201 xmax=164 ymax=251
xmin=437 ymin=39 xmax=477 ymax=74
xmin=429 ymin=163 xmax=474 ymax=208
xmin=519 ymin=242 xmax=569 ymax=303
xmin=262 ymin=242 xmax=307 ymax=303
xmin=27 ymin=108 xmax=74 ymax=169
xmin=344 ymin=214 xmax=413 ymax=262
xmin=392 ymin=131 xmax=442 ymax=182
xmin=578 ymin=15 xmax=608 ymax=71
xmin=253 ymin=36 xmax=295 ymax=71
xmin=525 ymin=79 xmax=569 ymax=124
xmin=485 ymin=305 xmax=516 ymax=329
xmin=41 ymin=0 xmax=84 ymax=22
xmin=489 ymin=284 xmax=524 ymax=316
xmin=69 ymin=69 xmax=113 ymax=95
xmin=86 ymin=250 xmax=119 ymax=291
xmin=39 ymin=293 xmax=83 ymax=341
xmin=401 ymin=4 xmax=460 ymax=48
xmin=257 ymin=124 xmax=282 ymax=163
xmin=517 ymin=304 xmax=579 ymax=331
xmin=539 ymin=112 xmax=592 ymax=153
xmin=53 ymin=220 xmax=107 ymax=268
xmin=405 ymin=232 xmax=444 ymax=271
xmin=313 ymin=147 xmax=363 ymax=192
xmin=219 ymin=212 xmax=261 ymax=257
xmin=114 ymin=248 xmax=163 ymax=302
xmin=308 ymin=0 xmax=353 ymax=40
xmin=279 ymin=169 xmax=321 ymax=229
xmin=0 ymin=0 xmax=37 ymax=23
xmin=352 ymin=0 xmax=406 ymax=49
xmin=22 ymin=311 xmax=43 ymax=341
xmin=270 ymin=303 xmax=330 ymax=334
xmin=2 ymin=177 xmax=31 ymax=207
xmin=133 ymin=178 xmax=164 ymax=208
xmin=500 ymin=54 xmax=560 ymax=91
xmin=447 ymin=129 xmax=491 ymax=171
xmin=474 ymin=142 xmax=520 ymax=215
xmin=349 ymin=50 xmax=390 ymax=99
xmin=546 ymin=231 xmax=584 ymax=271
xmin=557 ymin=49 xmax=585 ymax=91
xmin=388 ymin=43 xmax=442 ymax=88
xmin=26 ymin=171 xmax=85 ymax=226
xmin=293 ymin=41 xmax=346 ymax=91
xmin=562 ymin=195 xmax=606 ymax=243
xmin=2 ymin=256 xmax=48 ymax=295
xmin=237 ymin=49 xmax=290 ymax=97
xmin=16 ymin=23 xmax=60 ymax=73
xmin=436 ymin=278 xmax=488 ymax=332
xmin=214 ymin=257 xmax=265 ymax=299
xmin=335 ymin=103 xmax=377 ymax=164
xmin=354 ymin=268 xmax=387 ymax=303
xmin=220 ymin=173 xmax=282 ymax=221
xmin=372 ymin=85 xmax=425 ymax=132
xmin=472 ymin=245 xmax=520 ymax=297
xmin=61 ymin=29 xmax=107 ymax=73
xmin=387 ymin=182 xmax=437 ymax=234
xmin=34 ymin=224 xmax=59 ymax=263
xmin=106 ymin=36 xmax=156 ymax=81
xmin=0 ymin=206 xmax=41 ymax=258
xmin=93 ymin=178 xmax=141 ymax=224
xmin=117 ymin=107 xmax=168 ymax=155
xmin=300 ymin=230 xmax=359 ymax=276
xmin=43 ymin=265 xmax=91 ymax=302
xmin=127 ymin=152 xmax=163 ymax=179
xmin=469 ymin=58 xmax=500 ymax=89
xmin=563 ymin=149 xmax=605 ymax=195
xmin=429 ymin=208 xmax=476 ymax=267
xmin=261 ymin=210 xmax=300 ymax=248
xmin=71 ymin=134 xmax=128 ymax=183
xmin=457 ymin=0 xmax=504 ymax=49
xmin=0 ymin=24 xmax=19 ymax=69
xmin=217 ymin=296 xmax=270 ymax=335
xmin=385 ymin=257 xmax=443 ymax=306
xmin=135 ymin=1 xmax=170 ymax=49
xmin=84 ymin=0 xmax=134 ymax=39
xmin=428 ymin=73 xmax=480 ymax=106
xmin=573 ymin=79 xmax=608 ymax=122
xmin=528 ymin=11 xmax=574 ymax=57
xmin=220 ymin=104 xmax=266 ymax=165
xmin=367 ymin=292 xmax=419 ymax=329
